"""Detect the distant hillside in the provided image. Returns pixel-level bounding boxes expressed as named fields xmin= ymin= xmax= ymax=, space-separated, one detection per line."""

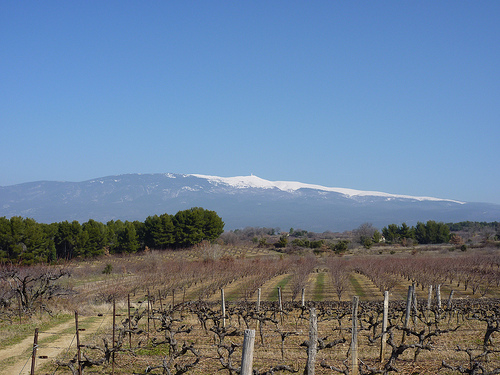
xmin=1 ymin=173 xmax=499 ymax=231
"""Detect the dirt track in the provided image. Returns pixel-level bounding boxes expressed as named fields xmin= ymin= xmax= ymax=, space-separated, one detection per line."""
xmin=0 ymin=314 xmax=113 ymax=375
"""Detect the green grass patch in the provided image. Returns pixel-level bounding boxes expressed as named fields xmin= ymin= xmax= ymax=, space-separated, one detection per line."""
xmin=313 ymin=272 xmax=325 ymax=301
xmin=349 ymin=275 xmax=366 ymax=298
xmin=268 ymin=275 xmax=292 ymax=301
xmin=0 ymin=313 xmax=73 ymax=349
xmin=136 ymin=345 xmax=169 ymax=356
xmin=0 ymin=354 xmax=19 ymax=370
xmin=57 ymin=315 xmax=102 ymax=336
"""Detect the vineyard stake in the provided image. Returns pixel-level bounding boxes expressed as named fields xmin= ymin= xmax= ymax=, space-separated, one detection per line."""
xmin=278 ymin=287 xmax=282 ymax=311
xmin=427 ymin=285 xmax=433 ymax=310
xmin=436 ymin=284 xmax=442 ymax=308
xmin=128 ymin=294 xmax=132 ymax=348
xmin=278 ymin=287 xmax=283 ymax=325
xmin=221 ymin=288 xmax=226 ymax=328
xmin=181 ymin=288 xmax=187 ymax=318
xmin=18 ymin=295 xmax=22 ymax=324
xmin=412 ymin=283 xmax=418 ymax=311
xmin=301 ymin=288 xmax=305 ymax=307
xmin=379 ymin=291 xmax=389 ymax=362
xmin=256 ymin=288 xmax=261 ymax=332
xmin=147 ymin=291 xmax=151 ymax=341
xmin=75 ymin=311 xmax=82 ymax=375
xmin=150 ymin=289 xmax=156 ymax=331
xmin=240 ymin=329 xmax=256 ymax=375
xmin=351 ymin=296 xmax=359 ymax=375
xmin=30 ymin=328 xmax=38 ymax=375
xmin=447 ymin=290 xmax=454 ymax=309
xmin=112 ymin=299 xmax=116 ymax=375
xmin=306 ymin=307 xmax=317 ymax=375
xmin=402 ymin=285 xmax=413 ymax=344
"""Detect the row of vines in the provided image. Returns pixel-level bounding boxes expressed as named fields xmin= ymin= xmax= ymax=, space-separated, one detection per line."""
xmin=53 ymin=297 xmax=500 ymax=374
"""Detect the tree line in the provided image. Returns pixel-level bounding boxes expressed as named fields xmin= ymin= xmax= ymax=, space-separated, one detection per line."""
xmin=382 ymin=220 xmax=451 ymax=245
xmin=0 ymin=207 xmax=224 ymax=264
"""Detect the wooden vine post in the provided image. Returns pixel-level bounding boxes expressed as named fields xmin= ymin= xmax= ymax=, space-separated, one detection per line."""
xmin=351 ymin=296 xmax=359 ymax=375
xmin=436 ymin=284 xmax=442 ymax=308
xmin=30 ymin=328 xmax=38 ymax=375
xmin=221 ymin=288 xmax=226 ymax=328
xmin=128 ymin=294 xmax=132 ymax=348
xmin=147 ymin=290 xmax=151 ymax=340
xmin=75 ymin=311 xmax=82 ymax=375
xmin=278 ymin=286 xmax=283 ymax=325
xmin=427 ymin=285 xmax=433 ymax=310
xmin=306 ymin=307 xmax=318 ymax=375
xmin=256 ymin=288 xmax=261 ymax=312
xmin=18 ymin=295 xmax=22 ymax=324
xmin=379 ymin=291 xmax=389 ymax=362
xmin=301 ymin=288 xmax=305 ymax=307
xmin=278 ymin=287 xmax=283 ymax=311
xmin=402 ymin=285 xmax=413 ymax=344
xmin=112 ymin=299 xmax=116 ymax=375
xmin=447 ymin=290 xmax=454 ymax=309
xmin=240 ymin=329 xmax=256 ymax=375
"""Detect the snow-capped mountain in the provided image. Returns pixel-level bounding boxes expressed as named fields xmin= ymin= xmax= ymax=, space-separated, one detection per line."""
xmin=191 ymin=174 xmax=465 ymax=203
xmin=0 ymin=173 xmax=498 ymax=231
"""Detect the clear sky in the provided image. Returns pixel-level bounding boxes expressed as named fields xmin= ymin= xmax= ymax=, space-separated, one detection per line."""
xmin=1 ymin=1 xmax=499 ymax=204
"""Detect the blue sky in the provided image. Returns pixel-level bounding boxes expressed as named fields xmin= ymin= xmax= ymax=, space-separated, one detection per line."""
xmin=1 ymin=1 xmax=499 ymax=204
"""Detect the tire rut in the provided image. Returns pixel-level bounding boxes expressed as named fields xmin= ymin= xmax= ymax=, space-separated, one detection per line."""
xmin=0 ymin=313 xmax=113 ymax=375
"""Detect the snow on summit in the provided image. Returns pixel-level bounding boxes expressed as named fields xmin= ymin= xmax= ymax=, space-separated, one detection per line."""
xmin=189 ymin=174 xmax=464 ymax=204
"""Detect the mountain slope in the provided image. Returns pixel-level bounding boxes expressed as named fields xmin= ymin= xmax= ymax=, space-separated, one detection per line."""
xmin=1 ymin=173 xmax=499 ymax=231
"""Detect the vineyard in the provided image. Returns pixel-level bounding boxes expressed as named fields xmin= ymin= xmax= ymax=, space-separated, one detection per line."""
xmin=1 ymin=244 xmax=500 ymax=374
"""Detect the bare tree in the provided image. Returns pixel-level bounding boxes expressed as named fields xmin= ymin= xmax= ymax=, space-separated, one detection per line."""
xmin=0 ymin=265 xmax=72 ymax=312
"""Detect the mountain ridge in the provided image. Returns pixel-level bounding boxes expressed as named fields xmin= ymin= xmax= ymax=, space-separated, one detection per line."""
xmin=190 ymin=174 xmax=465 ymax=204
xmin=1 ymin=173 xmax=498 ymax=232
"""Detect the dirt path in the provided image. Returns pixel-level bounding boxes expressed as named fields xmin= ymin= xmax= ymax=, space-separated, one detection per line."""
xmin=0 ymin=313 xmax=113 ymax=375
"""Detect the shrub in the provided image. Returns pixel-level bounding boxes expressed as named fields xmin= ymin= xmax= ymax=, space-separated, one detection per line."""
xmin=102 ymin=263 xmax=113 ymax=274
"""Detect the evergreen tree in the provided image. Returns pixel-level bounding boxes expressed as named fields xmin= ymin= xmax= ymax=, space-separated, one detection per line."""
xmin=414 ymin=222 xmax=427 ymax=244
xmin=398 ymin=222 xmax=414 ymax=239
xmin=117 ymin=221 xmax=140 ymax=253
xmin=143 ymin=214 xmax=175 ymax=249
xmin=55 ymin=221 xmax=81 ymax=260
xmin=382 ymin=224 xmax=400 ymax=243
xmin=81 ymin=219 xmax=107 ymax=256
xmin=173 ymin=208 xmax=204 ymax=248
xmin=201 ymin=209 xmax=225 ymax=241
